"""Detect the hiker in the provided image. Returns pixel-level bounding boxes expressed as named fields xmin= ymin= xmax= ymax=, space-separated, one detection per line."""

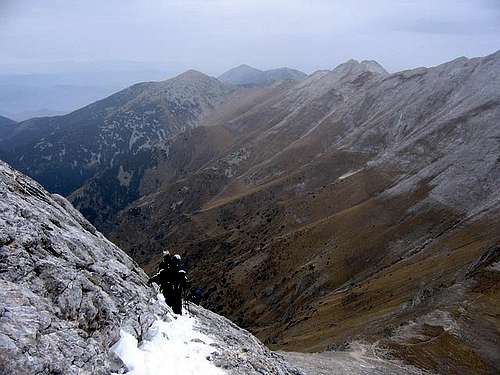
xmin=148 ymin=251 xmax=174 ymax=308
xmin=170 ymin=254 xmax=187 ymax=315
xmin=149 ymin=252 xmax=187 ymax=315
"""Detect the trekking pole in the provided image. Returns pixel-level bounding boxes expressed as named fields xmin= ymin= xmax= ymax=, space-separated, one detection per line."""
xmin=187 ymin=292 xmax=192 ymax=316
xmin=183 ymin=291 xmax=189 ymax=317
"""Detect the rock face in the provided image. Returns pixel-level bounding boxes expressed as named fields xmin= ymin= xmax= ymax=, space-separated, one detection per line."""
xmin=0 ymin=160 xmax=308 ymax=374
xmin=219 ymin=65 xmax=307 ymax=86
xmin=0 ymin=160 xmax=164 ymax=373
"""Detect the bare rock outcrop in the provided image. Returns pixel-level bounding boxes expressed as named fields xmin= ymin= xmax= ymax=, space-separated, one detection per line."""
xmin=0 ymin=159 xmax=166 ymax=373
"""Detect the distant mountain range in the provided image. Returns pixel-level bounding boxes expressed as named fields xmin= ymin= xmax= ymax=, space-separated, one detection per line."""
xmin=0 ymin=64 xmax=306 ymax=121
xmin=1 ymin=53 xmax=499 ymax=374
xmin=218 ymin=64 xmax=307 ymax=86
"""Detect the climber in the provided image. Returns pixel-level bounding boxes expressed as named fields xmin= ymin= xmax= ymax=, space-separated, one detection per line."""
xmin=148 ymin=250 xmax=174 ymax=308
xmin=170 ymin=254 xmax=187 ymax=315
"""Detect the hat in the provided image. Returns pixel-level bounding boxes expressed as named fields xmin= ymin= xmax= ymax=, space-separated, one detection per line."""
xmin=163 ymin=250 xmax=170 ymax=256
xmin=173 ymin=254 xmax=181 ymax=260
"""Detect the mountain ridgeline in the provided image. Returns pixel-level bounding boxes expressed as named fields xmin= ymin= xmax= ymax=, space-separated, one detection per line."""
xmin=1 ymin=53 xmax=500 ymax=374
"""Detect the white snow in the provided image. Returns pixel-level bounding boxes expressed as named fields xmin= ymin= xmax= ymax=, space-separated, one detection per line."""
xmin=338 ymin=169 xmax=363 ymax=181
xmin=112 ymin=296 xmax=225 ymax=375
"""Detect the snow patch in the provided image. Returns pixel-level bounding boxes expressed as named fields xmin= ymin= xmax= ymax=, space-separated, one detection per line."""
xmin=112 ymin=304 xmax=224 ymax=375
xmin=338 ymin=169 xmax=363 ymax=181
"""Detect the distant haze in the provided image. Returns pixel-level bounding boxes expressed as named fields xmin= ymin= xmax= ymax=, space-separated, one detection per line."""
xmin=1 ymin=0 xmax=499 ymax=75
xmin=0 ymin=65 xmax=175 ymax=121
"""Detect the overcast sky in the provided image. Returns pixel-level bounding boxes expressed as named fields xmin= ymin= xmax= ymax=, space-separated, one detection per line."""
xmin=1 ymin=0 xmax=499 ymax=75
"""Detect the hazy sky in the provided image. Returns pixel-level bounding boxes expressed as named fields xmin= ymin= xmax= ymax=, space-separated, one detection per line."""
xmin=1 ymin=0 xmax=499 ymax=74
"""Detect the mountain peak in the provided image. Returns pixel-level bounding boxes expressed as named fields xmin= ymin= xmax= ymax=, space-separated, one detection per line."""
xmin=218 ymin=65 xmax=264 ymax=85
xmin=174 ymin=69 xmax=212 ymax=82
xmin=234 ymin=64 xmax=262 ymax=71
xmin=219 ymin=65 xmax=306 ymax=85
xmin=332 ymin=58 xmax=388 ymax=77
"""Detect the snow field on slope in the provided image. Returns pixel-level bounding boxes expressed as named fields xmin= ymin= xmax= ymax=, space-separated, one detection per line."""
xmin=112 ymin=295 xmax=225 ymax=375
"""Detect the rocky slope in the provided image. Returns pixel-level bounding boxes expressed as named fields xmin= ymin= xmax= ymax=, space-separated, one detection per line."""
xmin=0 ymin=159 xmax=164 ymax=373
xmin=0 ymin=159 xmax=310 ymax=374
xmin=219 ymin=65 xmax=307 ymax=86
xmin=110 ymin=52 xmax=500 ymax=373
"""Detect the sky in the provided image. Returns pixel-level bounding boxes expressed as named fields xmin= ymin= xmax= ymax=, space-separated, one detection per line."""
xmin=1 ymin=0 xmax=499 ymax=75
